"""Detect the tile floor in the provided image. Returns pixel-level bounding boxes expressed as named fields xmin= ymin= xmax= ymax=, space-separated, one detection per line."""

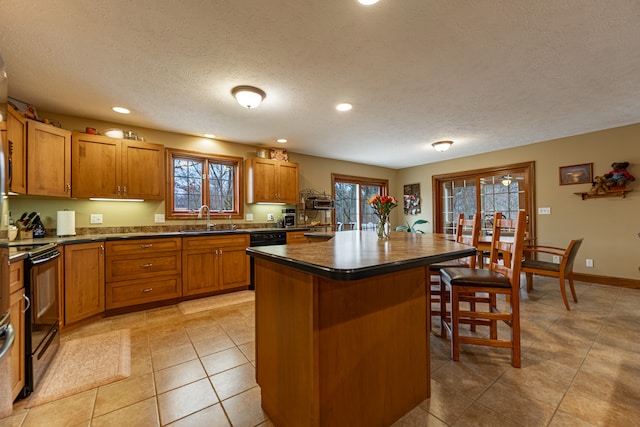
xmin=1 ymin=276 xmax=639 ymax=426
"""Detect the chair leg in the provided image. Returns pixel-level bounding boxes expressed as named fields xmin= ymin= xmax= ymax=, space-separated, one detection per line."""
xmin=559 ymin=273 xmax=571 ymax=310
xmin=449 ymin=285 xmax=460 ymax=361
xmin=568 ymin=274 xmax=578 ymax=303
xmin=489 ymin=294 xmax=498 ymax=340
xmin=525 ymin=272 xmax=533 ymax=292
xmin=439 ymin=278 xmax=447 ymax=338
xmin=510 ymin=289 xmax=521 ymax=368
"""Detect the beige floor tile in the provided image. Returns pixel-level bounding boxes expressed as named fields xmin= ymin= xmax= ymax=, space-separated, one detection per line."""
xmin=419 ymin=379 xmax=474 ymax=424
xmin=20 ymin=389 xmax=96 ymax=427
xmin=151 ymin=342 xmax=198 ymax=371
xmin=166 ymin=403 xmax=230 ymax=427
xmin=201 ymin=347 xmax=249 ymax=376
xmin=91 ymin=397 xmax=159 ymax=427
xmin=451 ymin=401 xmax=521 ymax=427
xmin=392 ymin=405 xmax=447 ymax=426
xmin=210 ymin=362 xmax=257 ymax=400
xmin=93 ymin=372 xmax=156 ymax=417
xmin=155 ymin=359 xmax=207 ymax=394
xmin=191 ymin=333 xmax=236 ymax=357
xmin=221 ymin=386 xmax=267 ymax=427
xmin=478 ymin=380 xmax=556 ymax=425
xmin=148 ymin=329 xmax=192 ymax=354
xmin=157 ymin=378 xmax=219 ymax=425
xmin=238 ymin=341 xmax=256 ymax=362
xmin=558 ymin=387 xmax=640 ymax=425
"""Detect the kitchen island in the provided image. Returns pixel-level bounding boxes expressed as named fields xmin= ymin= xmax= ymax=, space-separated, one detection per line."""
xmin=246 ymin=230 xmax=476 ymax=427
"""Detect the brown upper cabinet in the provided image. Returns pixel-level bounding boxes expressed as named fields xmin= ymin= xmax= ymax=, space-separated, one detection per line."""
xmin=71 ymin=133 xmax=165 ymax=200
xmin=246 ymin=157 xmax=299 ymax=204
xmin=5 ymin=104 xmax=27 ymax=194
xmin=27 ymin=119 xmax=72 ymax=197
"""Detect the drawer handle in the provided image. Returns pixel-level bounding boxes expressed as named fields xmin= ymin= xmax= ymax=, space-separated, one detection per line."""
xmin=141 ymin=263 xmax=153 ymax=268
xmin=141 ymin=288 xmax=153 ymax=293
xmin=140 ymin=244 xmax=153 ymax=249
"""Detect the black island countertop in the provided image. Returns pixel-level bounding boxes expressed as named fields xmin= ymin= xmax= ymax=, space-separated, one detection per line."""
xmin=246 ymin=230 xmax=476 ymax=281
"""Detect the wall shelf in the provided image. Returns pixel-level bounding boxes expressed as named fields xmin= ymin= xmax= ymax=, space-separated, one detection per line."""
xmin=575 ymin=188 xmax=633 ymax=200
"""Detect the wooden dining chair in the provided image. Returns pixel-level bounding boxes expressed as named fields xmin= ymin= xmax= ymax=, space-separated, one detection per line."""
xmin=428 ymin=213 xmax=480 ymax=337
xmin=439 ymin=210 xmax=526 ymax=368
xmin=521 ymin=238 xmax=583 ymax=310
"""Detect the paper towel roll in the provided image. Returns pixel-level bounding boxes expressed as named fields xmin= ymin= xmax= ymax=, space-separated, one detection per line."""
xmin=57 ymin=210 xmax=76 ymax=236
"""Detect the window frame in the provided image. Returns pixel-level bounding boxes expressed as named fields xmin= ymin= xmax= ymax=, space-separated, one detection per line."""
xmin=432 ymin=161 xmax=535 ymax=238
xmin=331 ymin=173 xmax=390 ymax=229
xmin=165 ymin=148 xmax=244 ymax=220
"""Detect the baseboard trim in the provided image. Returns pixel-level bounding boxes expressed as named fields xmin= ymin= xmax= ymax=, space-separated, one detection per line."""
xmin=574 ymin=273 xmax=640 ymax=289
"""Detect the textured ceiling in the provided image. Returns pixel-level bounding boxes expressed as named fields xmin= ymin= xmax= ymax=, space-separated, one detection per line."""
xmin=2 ymin=1 xmax=640 ymax=169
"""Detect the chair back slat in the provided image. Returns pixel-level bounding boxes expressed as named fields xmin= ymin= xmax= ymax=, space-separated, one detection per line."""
xmin=563 ymin=238 xmax=584 ymax=274
xmin=454 ymin=213 xmax=480 ymax=268
xmin=487 ymin=211 xmax=526 ymax=285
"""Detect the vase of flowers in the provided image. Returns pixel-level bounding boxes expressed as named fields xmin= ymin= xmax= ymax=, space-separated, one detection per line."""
xmin=367 ymin=195 xmax=398 ymax=240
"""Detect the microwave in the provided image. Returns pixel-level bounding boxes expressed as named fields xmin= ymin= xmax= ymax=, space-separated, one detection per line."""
xmin=305 ymin=198 xmax=335 ymax=210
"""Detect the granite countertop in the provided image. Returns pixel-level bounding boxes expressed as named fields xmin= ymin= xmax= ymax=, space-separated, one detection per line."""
xmin=247 ymin=230 xmax=477 ymax=281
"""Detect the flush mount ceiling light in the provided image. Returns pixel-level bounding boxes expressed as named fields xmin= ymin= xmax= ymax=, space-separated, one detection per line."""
xmin=336 ymin=102 xmax=353 ymax=112
xmin=203 ymin=133 xmax=216 ymax=139
xmin=432 ymin=140 xmax=453 ymax=152
xmin=231 ymin=85 xmax=266 ymax=109
xmin=501 ymin=174 xmax=513 ymax=186
xmin=357 ymin=0 xmax=380 ymax=5
xmin=277 ymin=138 xmax=287 ymax=143
xmin=112 ymin=106 xmax=130 ymax=114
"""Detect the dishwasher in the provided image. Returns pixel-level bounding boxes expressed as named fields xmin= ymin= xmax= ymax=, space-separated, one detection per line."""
xmin=248 ymin=231 xmax=287 ymax=290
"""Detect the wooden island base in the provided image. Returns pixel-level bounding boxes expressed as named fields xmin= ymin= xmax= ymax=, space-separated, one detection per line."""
xmin=255 ymin=258 xmax=429 ymax=427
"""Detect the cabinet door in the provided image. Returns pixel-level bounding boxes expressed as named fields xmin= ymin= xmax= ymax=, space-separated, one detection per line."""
xmin=182 ymin=249 xmax=220 ymax=296
xmin=276 ymin=162 xmax=300 ymax=204
xmin=247 ymin=158 xmax=278 ymax=203
xmin=27 ymin=120 xmax=72 ymax=197
xmin=218 ymin=245 xmax=250 ymax=290
xmin=6 ymin=105 xmax=27 ymax=194
xmin=64 ymin=242 xmax=105 ymax=325
xmin=121 ymin=141 xmax=164 ymax=200
xmin=10 ymin=288 xmax=26 ymax=399
xmin=71 ymin=134 xmax=121 ymax=198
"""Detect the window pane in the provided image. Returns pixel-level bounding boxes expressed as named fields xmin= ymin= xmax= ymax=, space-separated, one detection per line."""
xmin=208 ymin=162 xmax=235 ymax=212
xmin=173 ymin=158 xmax=202 ymax=212
xmin=442 ymin=178 xmax=476 ymax=234
xmin=335 ymin=182 xmax=358 ymax=226
xmin=361 ymin=185 xmax=381 ymax=226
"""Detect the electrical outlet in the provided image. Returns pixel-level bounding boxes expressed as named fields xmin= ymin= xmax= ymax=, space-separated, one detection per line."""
xmin=154 ymin=214 xmax=165 ymax=223
xmin=246 ymin=213 xmax=254 ymax=221
xmin=552 ymin=255 xmax=560 ymax=264
xmin=90 ymin=214 xmax=103 ymax=224
xmin=538 ymin=207 xmax=551 ymax=215
xmin=267 ymin=213 xmax=274 ymax=221
xmin=586 ymin=258 xmax=594 ymax=268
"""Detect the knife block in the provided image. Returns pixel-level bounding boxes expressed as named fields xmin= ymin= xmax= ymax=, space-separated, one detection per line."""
xmin=19 ymin=229 xmax=33 ymax=240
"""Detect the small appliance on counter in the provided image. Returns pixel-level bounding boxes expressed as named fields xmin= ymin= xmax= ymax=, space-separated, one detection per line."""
xmin=282 ymin=208 xmax=296 ymax=228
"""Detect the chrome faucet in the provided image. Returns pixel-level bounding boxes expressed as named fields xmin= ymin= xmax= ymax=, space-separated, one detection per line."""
xmin=229 ymin=214 xmax=237 ymax=230
xmin=198 ymin=205 xmax=214 ymax=230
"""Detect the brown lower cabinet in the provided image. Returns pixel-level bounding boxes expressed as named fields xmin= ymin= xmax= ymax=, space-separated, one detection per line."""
xmin=9 ymin=260 xmax=26 ymax=400
xmin=182 ymin=235 xmax=250 ymax=297
xmin=105 ymin=238 xmax=182 ymax=310
xmin=64 ymin=242 xmax=105 ymax=325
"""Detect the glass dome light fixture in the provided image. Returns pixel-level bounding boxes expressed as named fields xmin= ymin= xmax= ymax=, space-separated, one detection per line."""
xmin=231 ymin=85 xmax=266 ymax=109
xmin=336 ymin=102 xmax=353 ymax=112
xmin=432 ymin=140 xmax=453 ymax=152
xmin=501 ymin=174 xmax=513 ymax=186
xmin=203 ymin=133 xmax=216 ymax=139
xmin=277 ymin=138 xmax=287 ymax=143
xmin=112 ymin=106 xmax=130 ymax=114
xmin=357 ymin=0 xmax=380 ymax=5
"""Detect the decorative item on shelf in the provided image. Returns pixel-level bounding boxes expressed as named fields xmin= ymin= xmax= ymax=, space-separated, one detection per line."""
xmin=367 ymin=195 xmax=398 ymax=240
xmin=256 ymin=148 xmax=268 ymax=158
xmin=603 ymin=162 xmax=635 ymax=189
xmin=270 ymin=148 xmax=288 ymax=161
xmin=588 ymin=176 xmax=609 ymax=195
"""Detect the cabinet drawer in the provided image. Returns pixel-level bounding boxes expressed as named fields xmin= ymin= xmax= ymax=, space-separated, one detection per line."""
xmin=106 ymin=252 xmax=181 ymax=282
xmin=286 ymin=231 xmax=307 ymax=244
xmin=106 ymin=238 xmax=181 ymax=256
xmin=182 ymin=235 xmax=249 ymax=251
xmin=106 ymin=275 xmax=181 ymax=309
xmin=9 ymin=260 xmax=24 ymax=294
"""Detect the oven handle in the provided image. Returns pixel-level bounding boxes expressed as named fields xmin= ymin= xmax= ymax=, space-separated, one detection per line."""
xmin=30 ymin=250 xmax=61 ymax=265
xmin=0 ymin=323 xmax=15 ymax=361
xmin=22 ymin=294 xmax=31 ymax=314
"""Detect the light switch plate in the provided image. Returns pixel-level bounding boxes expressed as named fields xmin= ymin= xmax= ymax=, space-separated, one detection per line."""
xmin=90 ymin=213 xmax=103 ymax=224
xmin=154 ymin=214 xmax=165 ymax=223
xmin=246 ymin=213 xmax=254 ymax=221
xmin=538 ymin=207 xmax=551 ymax=215
xmin=267 ymin=213 xmax=274 ymax=221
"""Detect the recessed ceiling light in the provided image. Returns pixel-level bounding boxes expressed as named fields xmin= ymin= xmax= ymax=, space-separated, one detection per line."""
xmin=204 ymin=133 xmax=216 ymax=139
xmin=277 ymin=139 xmax=287 ymax=143
xmin=112 ymin=106 xmax=130 ymax=114
xmin=336 ymin=103 xmax=353 ymax=112
xmin=357 ymin=0 xmax=380 ymax=5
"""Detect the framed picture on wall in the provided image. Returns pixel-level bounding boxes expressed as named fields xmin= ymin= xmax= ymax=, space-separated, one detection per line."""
xmin=403 ymin=183 xmax=421 ymax=215
xmin=559 ymin=163 xmax=593 ymax=185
